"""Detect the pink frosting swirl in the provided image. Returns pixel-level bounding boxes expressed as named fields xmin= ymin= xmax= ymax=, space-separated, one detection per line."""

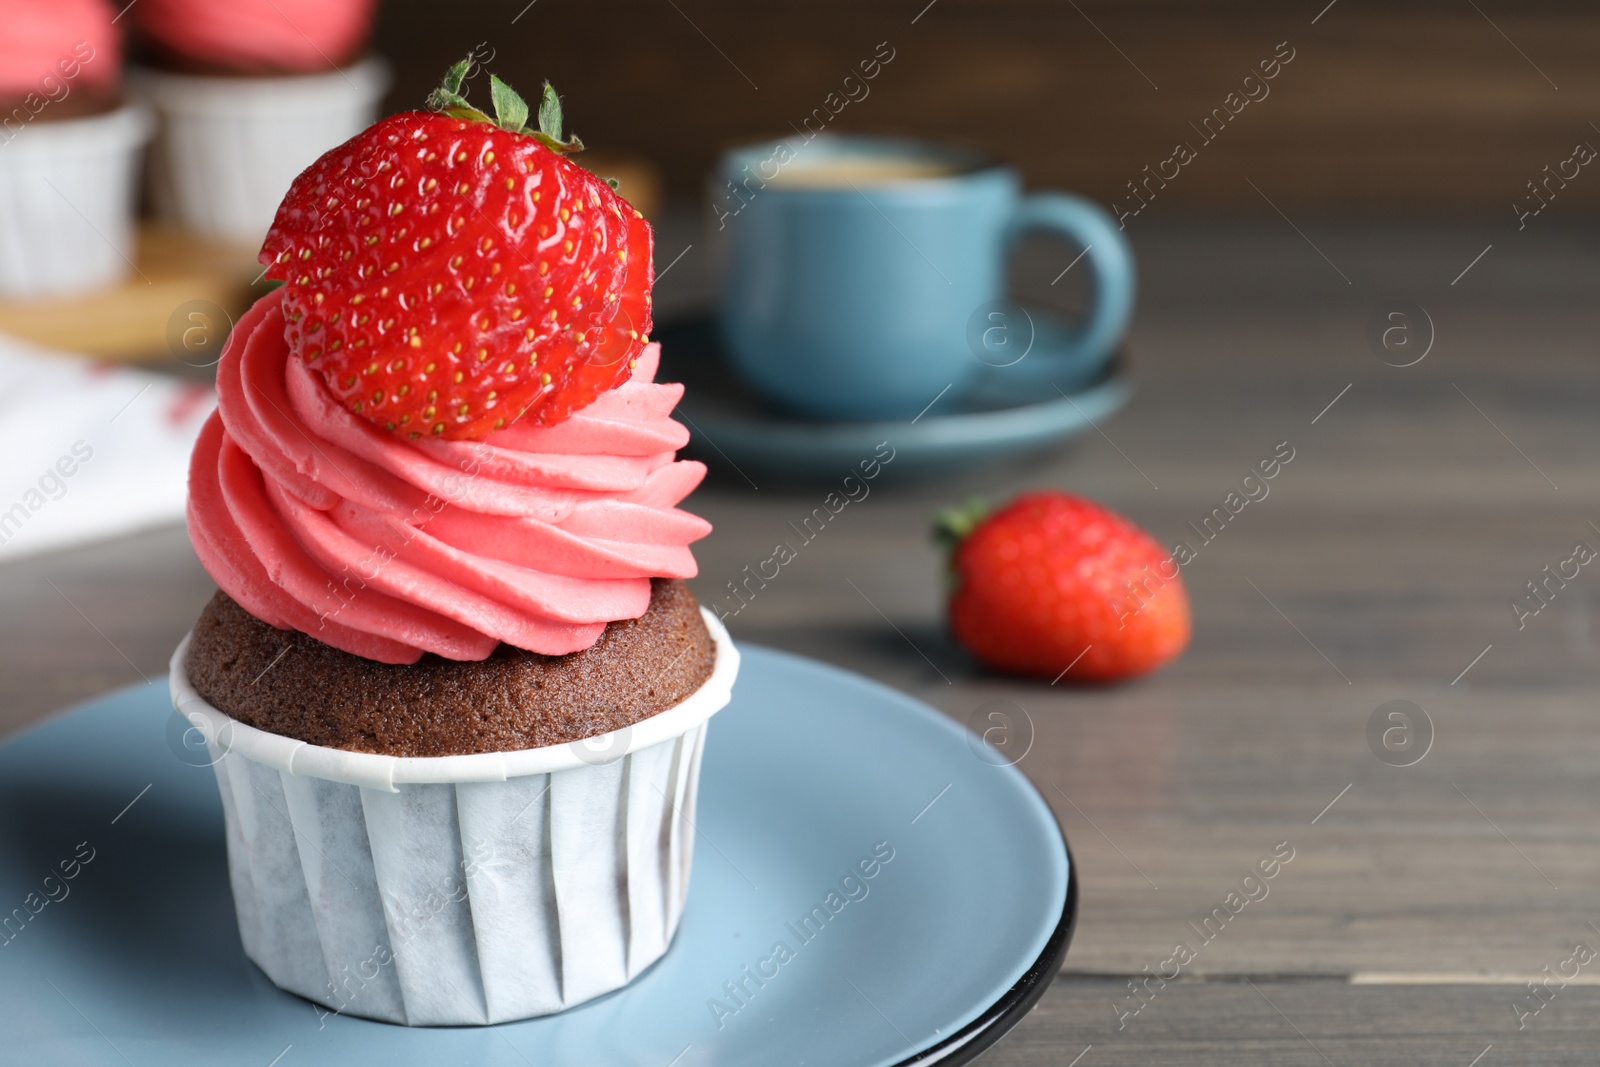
xmin=133 ymin=0 xmax=375 ymax=73
xmin=188 ymin=288 xmax=710 ymax=665
xmin=0 ymin=0 xmax=119 ymax=97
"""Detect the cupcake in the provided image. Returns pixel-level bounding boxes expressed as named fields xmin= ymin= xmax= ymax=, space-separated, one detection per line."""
xmin=168 ymin=66 xmax=737 ymax=1025
xmin=130 ymin=0 xmax=389 ymax=244
xmin=0 ymin=0 xmax=151 ymax=297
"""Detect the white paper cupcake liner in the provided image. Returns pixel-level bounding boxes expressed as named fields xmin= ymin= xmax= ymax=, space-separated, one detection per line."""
xmin=168 ymin=607 xmax=738 ymax=1025
xmin=0 ymin=103 xmax=152 ymax=298
xmin=133 ymin=57 xmax=391 ymax=245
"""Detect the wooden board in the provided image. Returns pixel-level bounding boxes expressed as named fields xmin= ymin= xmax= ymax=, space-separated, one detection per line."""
xmin=0 ymin=226 xmax=261 ymax=363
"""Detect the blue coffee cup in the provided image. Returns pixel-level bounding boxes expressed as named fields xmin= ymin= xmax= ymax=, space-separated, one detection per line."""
xmin=712 ymin=134 xmax=1135 ymax=421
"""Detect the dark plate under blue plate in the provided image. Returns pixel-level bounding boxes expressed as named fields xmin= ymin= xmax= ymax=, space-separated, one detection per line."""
xmin=0 ymin=645 xmax=1073 ymax=1066
xmin=659 ymin=316 xmax=1132 ymax=484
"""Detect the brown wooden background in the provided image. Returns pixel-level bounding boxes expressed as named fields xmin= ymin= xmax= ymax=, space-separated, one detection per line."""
xmin=373 ymin=0 xmax=1600 ymax=215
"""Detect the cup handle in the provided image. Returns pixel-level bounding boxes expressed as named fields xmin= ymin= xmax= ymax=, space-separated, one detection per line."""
xmin=988 ymin=193 xmax=1136 ymax=388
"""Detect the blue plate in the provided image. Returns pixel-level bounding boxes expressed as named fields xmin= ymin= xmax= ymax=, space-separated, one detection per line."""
xmin=660 ymin=317 xmax=1132 ymax=484
xmin=0 ymin=646 xmax=1073 ymax=1065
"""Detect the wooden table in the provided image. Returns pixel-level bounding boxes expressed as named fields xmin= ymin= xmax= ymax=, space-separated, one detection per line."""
xmin=5 ymin=215 xmax=1597 ymax=1064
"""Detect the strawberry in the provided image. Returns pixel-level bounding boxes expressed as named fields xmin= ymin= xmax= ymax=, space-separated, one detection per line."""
xmin=260 ymin=59 xmax=653 ymax=440
xmin=939 ymin=491 xmax=1190 ymax=682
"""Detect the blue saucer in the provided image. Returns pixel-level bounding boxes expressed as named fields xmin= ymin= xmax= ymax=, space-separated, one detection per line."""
xmin=0 ymin=645 xmax=1073 ymax=1066
xmin=659 ymin=315 xmax=1132 ymax=484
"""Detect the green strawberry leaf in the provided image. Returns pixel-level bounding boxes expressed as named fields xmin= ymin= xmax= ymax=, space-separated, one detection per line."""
xmin=426 ymin=87 xmax=472 ymax=112
xmin=440 ymin=57 xmax=470 ymax=96
xmin=538 ymin=82 xmax=563 ymax=143
xmin=427 ymin=96 xmax=493 ymax=125
xmin=489 ymin=75 xmax=529 ymax=133
xmin=529 ymin=129 xmax=586 ymax=154
xmin=933 ymin=496 xmax=989 ymax=590
xmin=933 ymin=497 xmax=990 ymax=550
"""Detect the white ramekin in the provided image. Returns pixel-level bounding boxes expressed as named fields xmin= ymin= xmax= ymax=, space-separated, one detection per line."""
xmin=133 ymin=56 xmax=390 ymax=245
xmin=0 ymin=103 xmax=153 ymax=298
xmin=169 ymin=607 xmax=738 ymax=1025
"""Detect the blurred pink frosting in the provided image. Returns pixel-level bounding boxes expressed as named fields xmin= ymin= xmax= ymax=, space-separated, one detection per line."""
xmin=187 ymin=289 xmax=711 ymax=665
xmin=134 ymin=0 xmax=376 ymax=73
xmin=0 ymin=0 xmax=119 ymax=97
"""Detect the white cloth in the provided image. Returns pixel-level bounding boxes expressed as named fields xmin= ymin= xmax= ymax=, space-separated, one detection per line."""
xmin=0 ymin=331 xmax=214 ymax=560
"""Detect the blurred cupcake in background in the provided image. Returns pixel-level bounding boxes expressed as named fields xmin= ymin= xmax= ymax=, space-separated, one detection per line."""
xmin=130 ymin=0 xmax=389 ymax=245
xmin=0 ymin=0 xmax=151 ymax=298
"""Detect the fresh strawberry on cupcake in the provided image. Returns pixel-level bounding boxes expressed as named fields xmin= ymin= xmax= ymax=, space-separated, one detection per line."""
xmin=171 ymin=64 xmax=737 ymax=1026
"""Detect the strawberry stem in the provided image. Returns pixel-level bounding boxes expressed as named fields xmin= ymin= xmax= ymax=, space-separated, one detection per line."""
xmin=933 ymin=498 xmax=989 ymax=552
xmin=425 ymin=58 xmax=585 ymax=153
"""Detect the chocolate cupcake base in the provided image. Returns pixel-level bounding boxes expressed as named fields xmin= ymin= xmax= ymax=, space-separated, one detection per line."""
xmin=186 ymin=579 xmax=717 ymax=757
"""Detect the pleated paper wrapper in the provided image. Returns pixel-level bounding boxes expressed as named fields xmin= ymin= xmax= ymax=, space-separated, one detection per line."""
xmin=169 ymin=609 xmax=738 ymax=1026
xmin=132 ymin=57 xmax=390 ymax=244
xmin=0 ymin=104 xmax=151 ymax=298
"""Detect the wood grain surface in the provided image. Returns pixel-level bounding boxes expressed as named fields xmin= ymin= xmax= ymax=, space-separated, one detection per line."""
xmin=374 ymin=0 xmax=1600 ymax=212
xmin=3 ymin=213 xmax=1597 ymax=1063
